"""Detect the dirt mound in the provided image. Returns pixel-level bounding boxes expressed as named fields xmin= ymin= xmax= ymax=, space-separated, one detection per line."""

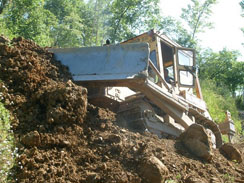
xmin=0 ymin=36 xmax=244 ymax=183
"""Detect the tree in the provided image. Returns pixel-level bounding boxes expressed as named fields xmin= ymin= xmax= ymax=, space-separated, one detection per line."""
xmin=44 ymin=0 xmax=100 ymax=47
xmin=152 ymin=0 xmax=216 ymax=49
xmin=86 ymin=0 xmax=113 ymax=46
xmin=4 ymin=0 xmax=57 ymax=46
xmin=0 ymin=0 xmax=13 ymax=38
xmin=240 ymin=0 xmax=244 ymax=44
xmin=107 ymin=0 xmax=160 ymax=43
xmin=199 ymin=48 xmax=244 ymax=96
xmin=44 ymin=0 xmax=83 ymax=47
xmin=155 ymin=16 xmax=196 ymax=48
xmin=180 ymin=0 xmax=217 ymax=46
xmin=0 ymin=0 xmax=10 ymax=14
xmin=49 ymin=12 xmax=86 ymax=47
xmin=240 ymin=0 xmax=244 ymax=17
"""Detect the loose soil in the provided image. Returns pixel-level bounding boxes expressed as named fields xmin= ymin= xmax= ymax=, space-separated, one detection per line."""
xmin=0 ymin=36 xmax=243 ymax=183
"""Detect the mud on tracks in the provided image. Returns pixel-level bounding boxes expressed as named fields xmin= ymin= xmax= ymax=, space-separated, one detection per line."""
xmin=0 ymin=36 xmax=243 ymax=183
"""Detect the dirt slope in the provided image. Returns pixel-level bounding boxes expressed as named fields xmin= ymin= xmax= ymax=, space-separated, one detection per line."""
xmin=0 ymin=37 xmax=243 ymax=183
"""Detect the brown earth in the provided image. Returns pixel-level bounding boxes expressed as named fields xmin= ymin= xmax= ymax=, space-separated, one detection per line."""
xmin=0 ymin=36 xmax=243 ymax=183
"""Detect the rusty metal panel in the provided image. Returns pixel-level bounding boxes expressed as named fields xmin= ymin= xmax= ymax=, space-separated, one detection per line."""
xmin=219 ymin=121 xmax=235 ymax=134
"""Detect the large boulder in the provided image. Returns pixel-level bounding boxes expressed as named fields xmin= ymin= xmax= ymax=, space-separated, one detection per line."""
xmin=179 ymin=124 xmax=213 ymax=161
xmin=220 ymin=143 xmax=242 ymax=163
xmin=139 ymin=156 xmax=169 ymax=183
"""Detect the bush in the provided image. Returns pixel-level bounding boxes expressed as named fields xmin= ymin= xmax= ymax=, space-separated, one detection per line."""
xmin=0 ymin=101 xmax=15 ymax=182
xmin=201 ymin=79 xmax=242 ymax=134
xmin=236 ymin=95 xmax=244 ymax=110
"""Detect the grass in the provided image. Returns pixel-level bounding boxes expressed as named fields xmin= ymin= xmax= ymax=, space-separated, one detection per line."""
xmin=0 ymin=102 xmax=16 ymax=183
xmin=164 ymin=174 xmax=182 ymax=183
xmin=223 ymin=173 xmax=235 ymax=183
xmin=201 ymin=79 xmax=243 ymax=135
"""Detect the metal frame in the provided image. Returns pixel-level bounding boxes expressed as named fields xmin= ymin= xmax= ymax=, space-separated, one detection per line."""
xmin=176 ymin=47 xmax=196 ymax=88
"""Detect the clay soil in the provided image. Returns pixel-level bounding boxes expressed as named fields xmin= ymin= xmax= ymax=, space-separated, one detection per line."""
xmin=0 ymin=37 xmax=243 ymax=183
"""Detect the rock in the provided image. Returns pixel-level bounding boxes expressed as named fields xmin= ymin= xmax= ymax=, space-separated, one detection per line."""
xmin=219 ymin=143 xmax=242 ymax=163
xmin=61 ymin=140 xmax=71 ymax=147
xmin=210 ymin=177 xmax=222 ymax=183
xmin=86 ymin=171 xmax=100 ymax=183
xmin=185 ymin=175 xmax=207 ymax=183
xmin=100 ymin=123 xmax=106 ymax=129
xmin=140 ymin=156 xmax=169 ymax=183
xmin=179 ymin=124 xmax=213 ymax=161
xmin=108 ymin=134 xmax=121 ymax=143
xmin=101 ymin=163 xmax=107 ymax=171
xmin=21 ymin=131 xmax=41 ymax=147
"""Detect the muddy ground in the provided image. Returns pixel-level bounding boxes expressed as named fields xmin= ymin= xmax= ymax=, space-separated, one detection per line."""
xmin=0 ymin=36 xmax=243 ymax=183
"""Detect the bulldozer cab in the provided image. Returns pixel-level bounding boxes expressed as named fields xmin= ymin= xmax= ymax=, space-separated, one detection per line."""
xmin=123 ymin=30 xmax=196 ymax=93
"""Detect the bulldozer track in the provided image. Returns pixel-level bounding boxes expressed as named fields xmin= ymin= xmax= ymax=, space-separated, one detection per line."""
xmin=189 ymin=107 xmax=222 ymax=148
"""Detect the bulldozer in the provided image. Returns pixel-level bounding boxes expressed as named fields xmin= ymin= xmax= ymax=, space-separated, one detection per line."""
xmin=49 ymin=30 xmax=223 ymax=148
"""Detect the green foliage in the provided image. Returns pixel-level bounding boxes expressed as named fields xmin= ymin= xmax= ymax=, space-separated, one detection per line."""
xmin=50 ymin=11 xmax=85 ymax=47
xmin=86 ymin=0 xmax=113 ymax=46
xmin=0 ymin=1 xmax=14 ymax=39
xmin=241 ymin=0 xmax=244 ymax=13
xmin=236 ymin=95 xmax=244 ymax=110
xmin=0 ymin=101 xmax=15 ymax=182
xmin=199 ymin=48 xmax=244 ymax=96
xmin=3 ymin=0 xmax=57 ymax=46
xmin=175 ymin=173 xmax=182 ymax=180
xmin=1 ymin=0 xmax=161 ymax=47
xmin=181 ymin=0 xmax=217 ymax=40
xmin=221 ymin=135 xmax=229 ymax=143
xmin=241 ymin=0 xmax=244 ymax=35
xmin=44 ymin=0 xmax=94 ymax=47
xmin=223 ymin=173 xmax=235 ymax=183
xmin=240 ymin=0 xmax=244 ymax=46
xmin=201 ymin=79 xmax=242 ymax=134
xmin=155 ymin=0 xmax=217 ymax=49
xmin=0 ymin=0 xmax=10 ymax=14
xmin=107 ymin=0 xmax=160 ymax=43
xmin=0 ymin=18 xmax=14 ymax=39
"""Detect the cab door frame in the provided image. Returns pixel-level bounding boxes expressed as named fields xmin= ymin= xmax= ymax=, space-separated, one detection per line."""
xmin=175 ymin=47 xmax=196 ymax=88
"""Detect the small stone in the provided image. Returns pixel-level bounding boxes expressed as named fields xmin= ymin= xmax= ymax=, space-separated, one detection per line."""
xmin=98 ymin=137 xmax=103 ymax=142
xmin=132 ymin=147 xmax=137 ymax=152
xmin=21 ymin=131 xmax=41 ymax=147
xmin=140 ymin=156 xmax=169 ymax=183
xmin=39 ymin=125 xmax=46 ymax=132
xmin=48 ymin=117 xmax=54 ymax=124
xmin=220 ymin=143 xmax=242 ymax=163
xmin=101 ymin=163 xmax=107 ymax=170
xmin=210 ymin=177 xmax=221 ymax=183
xmin=120 ymin=129 xmax=127 ymax=133
xmin=108 ymin=134 xmax=121 ymax=143
xmin=60 ymin=140 xmax=71 ymax=147
xmin=100 ymin=123 xmax=106 ymax=129
xmin=86 ymin=172 xmax=100 ymax=182
xmin=185 ymin=175 xmax=207 ymax=183
xmin=104 ymin=155 xmax=109 ymax=161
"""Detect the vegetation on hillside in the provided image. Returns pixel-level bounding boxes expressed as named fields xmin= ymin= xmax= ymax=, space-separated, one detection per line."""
xmin=201 ymin=79 xmax=243 ymax=135
xmin=0 ymin=100 xmax=15 ymax=183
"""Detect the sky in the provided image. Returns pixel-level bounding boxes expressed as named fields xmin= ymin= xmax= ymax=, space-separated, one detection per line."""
xmin=159 ymin=0 xmax=244 ymax=60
